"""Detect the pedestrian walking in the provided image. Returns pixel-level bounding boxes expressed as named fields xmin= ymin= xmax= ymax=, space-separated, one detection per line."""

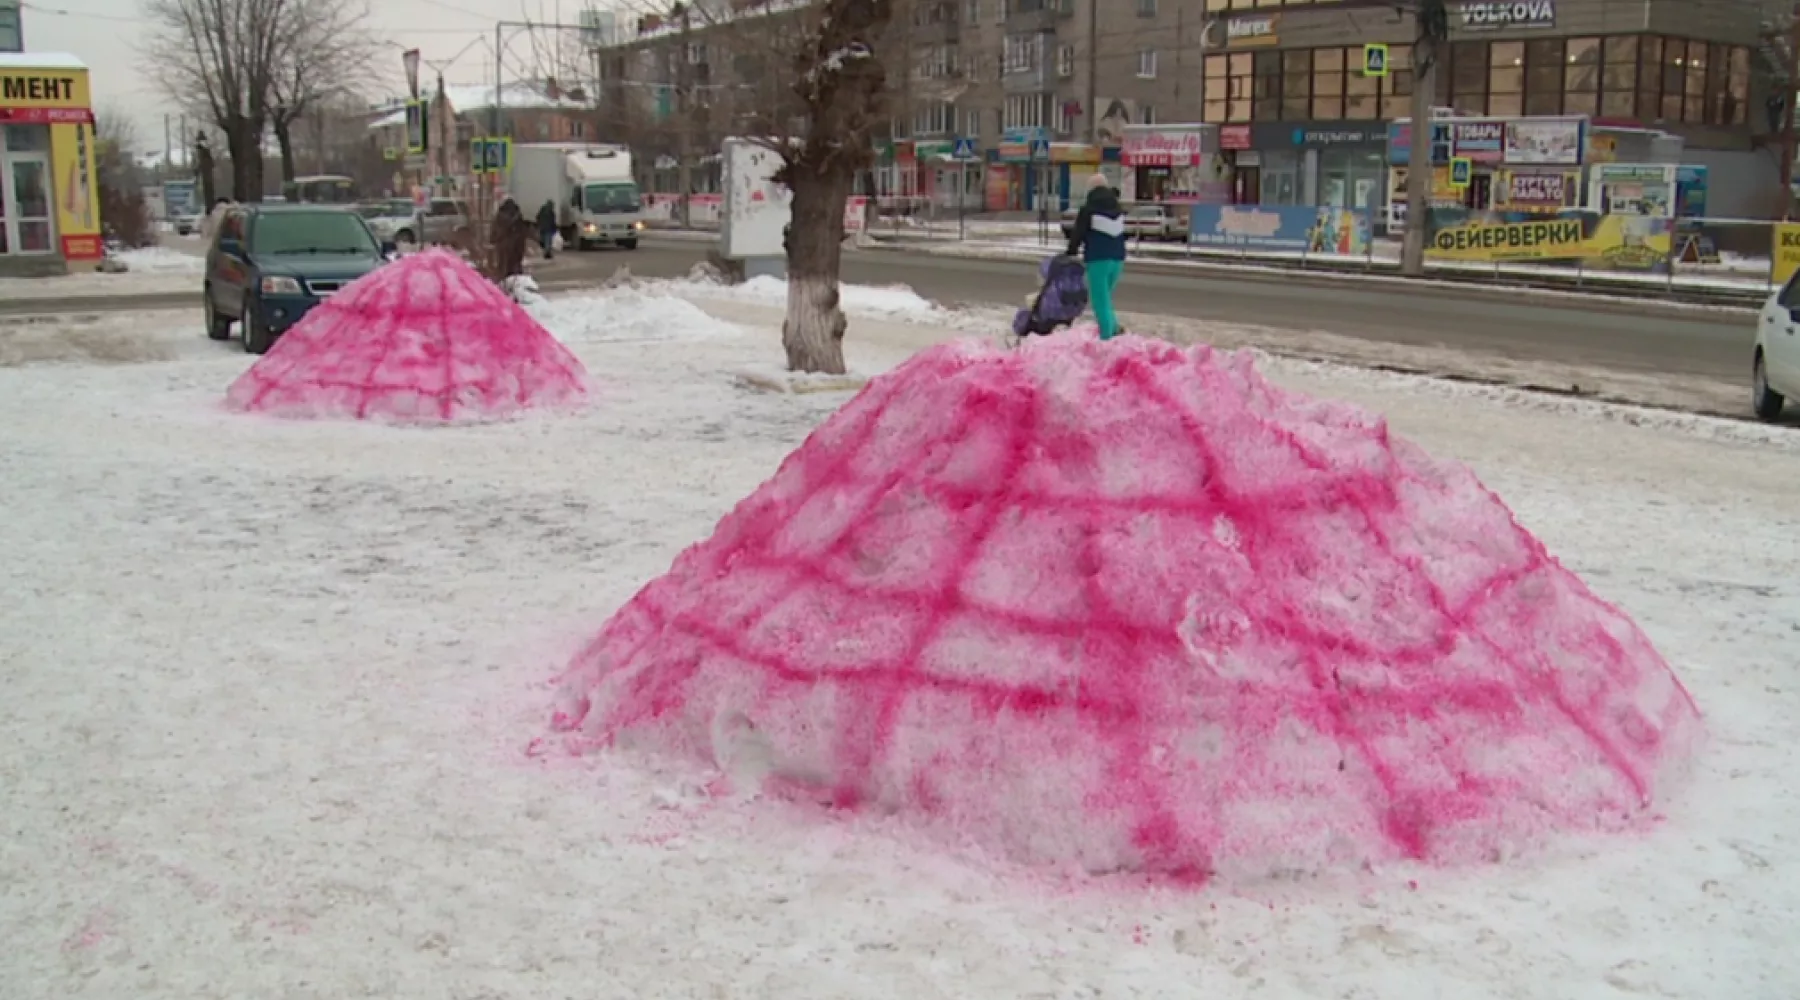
xmin=535 ymin=200 xmax=558 ymax=260
xmin=491 ymin=195 xmax=528 ymax=279
xmin=1063 ymin=173 xmax=1127 ymax=340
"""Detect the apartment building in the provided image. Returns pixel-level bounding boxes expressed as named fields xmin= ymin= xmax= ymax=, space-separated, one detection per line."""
xmin=595 ymin=0 xmax=1786 ymax=214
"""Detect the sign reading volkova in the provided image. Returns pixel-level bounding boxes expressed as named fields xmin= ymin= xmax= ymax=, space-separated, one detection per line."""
xmin=1456 ymin=0 xmax=1556 ymax=31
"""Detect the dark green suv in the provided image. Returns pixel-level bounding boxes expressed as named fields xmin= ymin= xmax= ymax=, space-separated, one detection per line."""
xmin=204 ymin=204 xmax=397 ymax=354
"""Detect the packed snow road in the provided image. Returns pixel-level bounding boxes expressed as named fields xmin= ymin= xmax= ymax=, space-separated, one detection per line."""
xmin=1 ymin=284 xmax=1797 ymax=999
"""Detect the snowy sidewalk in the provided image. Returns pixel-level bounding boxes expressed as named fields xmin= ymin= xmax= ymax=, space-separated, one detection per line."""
xmin=1 ymin=287 xmax=1797 ymax=998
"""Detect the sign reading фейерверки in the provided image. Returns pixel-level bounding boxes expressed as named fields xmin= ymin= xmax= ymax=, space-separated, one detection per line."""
xmin=1456 ymin=0 xmax=1555 ymax=30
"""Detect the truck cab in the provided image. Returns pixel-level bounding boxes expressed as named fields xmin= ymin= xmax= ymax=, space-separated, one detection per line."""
xmin=566 ymin=148 xmax=643 ymax=251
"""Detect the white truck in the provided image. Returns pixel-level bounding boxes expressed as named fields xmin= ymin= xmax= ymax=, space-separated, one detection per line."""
xmin=510 ymin=142 xmax=643 ymax=251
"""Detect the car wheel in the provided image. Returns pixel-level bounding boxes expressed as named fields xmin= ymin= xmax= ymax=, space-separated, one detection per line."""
xmin=1753 ymin=351 xmax=1785 ymax=422
xmin=242 ymin=305 xmax=271 ymax=355
xmin=204 ymin=288 xmax=232 ymax=341
xmin=620 ymin=239 xmax=638 ymax=250
xmin=396 ymin=228 xmax=415 ymax=245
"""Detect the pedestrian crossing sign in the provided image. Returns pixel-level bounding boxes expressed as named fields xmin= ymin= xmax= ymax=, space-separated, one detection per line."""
xmin=1362 ymin=43 xmax=1389 ymax=77
xmin=1449 ymin=156 xmax=1473 ymax=189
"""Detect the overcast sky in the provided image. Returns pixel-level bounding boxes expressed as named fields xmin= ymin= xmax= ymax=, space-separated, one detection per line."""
xmin=23 ymin=0 xmax=623 ymax=157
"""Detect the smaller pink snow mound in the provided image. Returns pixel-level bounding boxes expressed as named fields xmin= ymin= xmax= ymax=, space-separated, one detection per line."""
xmin=224 ymin=248 xmax=588 ymax=424
xmin=552 ymin=336 xmax=1703 ymax=880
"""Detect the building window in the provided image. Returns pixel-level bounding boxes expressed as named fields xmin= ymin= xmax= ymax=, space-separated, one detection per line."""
xmin=1141 ymin=104 xmax=1156 ymax=124
xmin=1137 ymin=0 xmax=1156 ymax=14
xmin=914 ymin=101 xmax=955 ymax=136
xmin=1487 ymin=40 xmax=1522 ymax=117
xmin=1451 ymin=41 xmax=1487 ymax=115
xmin=1254 ymin=50 xmax=1281 ymax=120
xmin=967 ymin=0 xmax=980 ymax=21
xmin=1057 ymin=44 xmax=1074 ymax=79
xmin=1311 ymin=46 xmax=1343 ymax=119
xmin=1726 ymin=45 xmax=1749 ymax=125
xmin=1601 ymin=35 xmax=1637 ymax=119
xmin=1381 ymin=44 xmax=1413 ymax=113
xmin=1281 ymin=49 xmax=1310 ymax=120
xmin=1523 ymin=38 xmax=1563 ymax=115
xmin=0 ymin=6 xmax=21 ymax=53
xmin=1138 ymin=49 xmax=1157 ymax=79
xmin=1004 ymin=93 xmax=1052 ymax=131
xmin=1004 ymin=33 xmax=1040 ymax=74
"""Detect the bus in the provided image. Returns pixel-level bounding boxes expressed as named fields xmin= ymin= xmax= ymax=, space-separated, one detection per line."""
xmin=281 ymin=174 xmax=359 ymax=205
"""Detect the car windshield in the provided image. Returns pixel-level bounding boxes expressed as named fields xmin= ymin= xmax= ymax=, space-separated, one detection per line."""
xmin=250 ymin=211 xmax=379 ymax=255
xmin=583 ymin=183 xmax=641 ymax=212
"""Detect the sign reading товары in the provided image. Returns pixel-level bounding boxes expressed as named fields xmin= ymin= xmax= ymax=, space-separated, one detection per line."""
xmin=1457 ymin=0 xmax=1555 ymax=31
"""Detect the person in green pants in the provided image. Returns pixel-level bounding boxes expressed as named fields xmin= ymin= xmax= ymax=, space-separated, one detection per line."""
xmin=1064 ymin=172 xmax=1128 ymax=339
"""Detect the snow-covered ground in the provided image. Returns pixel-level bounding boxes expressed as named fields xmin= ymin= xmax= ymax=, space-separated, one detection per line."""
xmin=0 ymin=246 xmax=205 ymax=301
xmin=2 ymin=284 xmax=1798 ymax=998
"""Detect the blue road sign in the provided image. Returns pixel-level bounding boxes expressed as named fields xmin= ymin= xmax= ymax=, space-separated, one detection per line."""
xmin=952 ymin=136 xmax=977 ymax=160
xmin=1030 ymin=137 xmax=1050 ymax=161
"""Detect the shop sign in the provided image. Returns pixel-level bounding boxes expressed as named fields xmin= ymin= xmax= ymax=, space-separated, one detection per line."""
xmin=1189 ymin=204 xmax=1373 ymax=256
xmin=0 ymin=64 xmax=95 ymax=124
xmin=1503 ymin=117 xmax=1584 ymax=165
xmin=1771 ymin=224 xmax=1800 ymax=285
xmin=1264 ymin=123 xmax=1383 ymax=149
xmin=1426 ymin=209 xmax=1670 ymax=272
xmin=1122 ymin=127 xmax=1209 ymax=167
xmin=1219 ymin=124 xmax=1252 ymax=151
xmin=1455 ymin=0 xmax=1555 ymax=31
xmin=1501 ymin=170 xmax=1570 ymax=208
xmin=1451 ymin=121 xmax=1505 ymax=162
xmin=1225 ymin=14 xmax=1278 ymax=47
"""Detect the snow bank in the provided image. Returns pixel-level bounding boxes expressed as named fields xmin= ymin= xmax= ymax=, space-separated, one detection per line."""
xmin=227 ymin=249 xmax=589 ymax=424
xmin=111 ymin=246 xmax=206 ymax=274
xmin=552 ymin=335 xmax=1702 ymax=879
xmin=528 ymin=288 xmax=746 ymax=345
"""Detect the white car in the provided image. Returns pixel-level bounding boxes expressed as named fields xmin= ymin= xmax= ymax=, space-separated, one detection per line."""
xmin=356 ymin=200 xmax=422 ymax=246
xmin=1754 ymin=277 xmax=1800 ymax=421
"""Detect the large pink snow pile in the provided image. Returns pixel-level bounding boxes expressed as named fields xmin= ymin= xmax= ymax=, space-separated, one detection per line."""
xmin=550 ymin=336 xmax=1702 ymax=879
xmin=224 ymin=248 xmax=588 ymax=423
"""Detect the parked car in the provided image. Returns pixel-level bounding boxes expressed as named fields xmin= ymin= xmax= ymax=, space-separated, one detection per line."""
xmin=419 ymin=198 xmax=472 ymax=246
xmin=357 ymin=199 xmax=421 ymax=245
xmin=1124 ymin=204 xmax=1184 ymax=242
xmin=1753 ymin=272 xmax=1800 ymax=421
xmin=203 ymin=204 xmax=397 ymax=355
xmin=174 ymin=214 xmax=202 ymax=236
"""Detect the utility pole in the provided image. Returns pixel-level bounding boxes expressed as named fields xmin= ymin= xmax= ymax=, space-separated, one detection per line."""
xmin=1400 ymin=0 xmax=1446 ymax=277
xmin=1780 ymin=1 xmax=1800 ymax=220
xmin=1085 ymin=0 xmax=1098 ymax=144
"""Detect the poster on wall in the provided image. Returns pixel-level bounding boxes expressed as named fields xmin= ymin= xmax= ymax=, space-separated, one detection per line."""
xmin=1588 ymin=163 xmax=1675 ymax=218
xmin=1426 ymin=208 xmax=1670 ymax=272
xmin=719 ymin=137 xmax=790 ymax=258
xmin=1497 ymin=170 xmax=1575 ymax=211
xmin=1189 ymin=204 xmax=1372 ymax=256
xmin=1095 ymin=98 xmax=1137 ymax=148
xmin=1503 ymin=118 xmax=1584 ymax=165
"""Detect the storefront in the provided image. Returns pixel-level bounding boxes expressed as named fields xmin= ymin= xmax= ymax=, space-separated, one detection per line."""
xmin=1386 ymin=115 xmax=1586 ymax=230
xmin=988 ymin=137 xmax=1106 ymax=213
xmin=1224 ymin=123 xmax=1389 ymax=213
xmin=0 ymin=53 xmax=101 ymax=276
xmin=1118 ymin=125 xmax=1228 ymax=204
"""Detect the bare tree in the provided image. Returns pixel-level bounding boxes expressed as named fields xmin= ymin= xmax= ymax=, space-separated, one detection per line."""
xmin=142 ymin=0 xmax=290 ymax=201
xmin=269 ymin=0 xmax=380 ymax=184
xmin=95 ymin=107 xmax=153 ymax=246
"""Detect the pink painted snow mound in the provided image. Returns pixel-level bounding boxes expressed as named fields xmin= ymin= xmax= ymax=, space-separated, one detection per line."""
xmin=224 ymin=248 xmax=589 ymax=423
xmin=551 ymin=336 xmax=1703 ymax=879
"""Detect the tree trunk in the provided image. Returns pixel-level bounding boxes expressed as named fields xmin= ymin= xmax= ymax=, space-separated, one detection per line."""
xmin=783 ymin=165 xmax=853 ymax=374
xmin=226 ymin=119 xmax=257 ymax=201
xmin=274 ymin=117 xmax=298 ymax=184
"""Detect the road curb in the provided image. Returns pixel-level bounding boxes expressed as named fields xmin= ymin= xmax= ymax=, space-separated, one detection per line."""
xmin=860 ymin=238 xmax=1761 ymax=317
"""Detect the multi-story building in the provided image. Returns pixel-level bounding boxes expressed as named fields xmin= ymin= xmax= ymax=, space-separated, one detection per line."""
xmin=367 ymin=81 xmax=593 ymax=197
xmin=593 ymin=0 xmax=1788 ymax=216
xmin=1192 ymin=0 xmax=1777 ymax=217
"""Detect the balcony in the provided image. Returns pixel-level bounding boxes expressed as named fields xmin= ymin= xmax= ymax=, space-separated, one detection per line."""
xmin=1002 ymin=63 xmax=1047 ymax=94
xmin=1005 ymin=0 xmax=1071 ymax=33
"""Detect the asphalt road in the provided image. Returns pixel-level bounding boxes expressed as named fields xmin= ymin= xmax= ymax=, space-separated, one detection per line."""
xmin=7 ymin=234 xmax=1752 ymax=384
